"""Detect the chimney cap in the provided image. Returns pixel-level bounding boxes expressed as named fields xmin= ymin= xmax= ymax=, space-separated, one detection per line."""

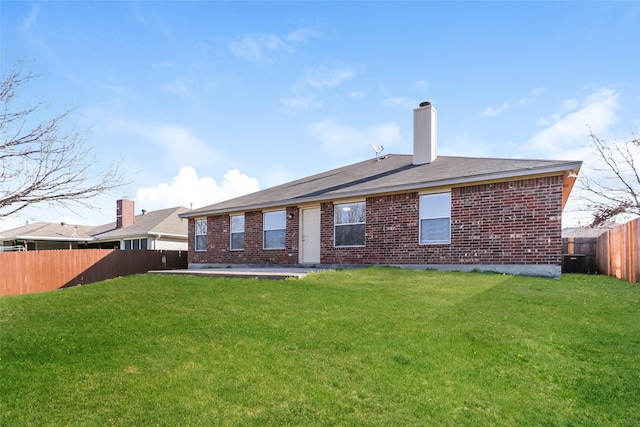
xmin=419 ymin=101 xmax=431 ymax=108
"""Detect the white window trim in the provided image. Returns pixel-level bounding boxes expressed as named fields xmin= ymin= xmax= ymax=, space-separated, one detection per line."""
xmin=263 ymin=210 xmax=286 ymax=250
xmin=122 ymin=238 xmax=148 ymax=250
xmin=334 ymin=201 xmax=366 ymax=248
xmin=195 ymin=218 xmax=207 ymax=252
xmin=419 ymin=192 xmax=452 ymax=245
xmin=230 ymin=214 xmax=245 ymax=251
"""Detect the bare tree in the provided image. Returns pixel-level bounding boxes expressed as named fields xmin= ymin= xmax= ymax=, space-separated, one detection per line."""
xmin=578 ymin=130 xmax=640 ymax=226
xmin=1 ymin=65 xmax=129 ymax=219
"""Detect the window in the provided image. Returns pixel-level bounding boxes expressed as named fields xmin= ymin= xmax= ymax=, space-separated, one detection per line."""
xmin=195 ymin=219 xmax=207 ymax=251
xmin=230 ymin=214 xmax=245 ymax=250
xmin=263 ymin=211 xmax=286 ymax=249
xmin=419 ymin=192 xmax=451 ymax=244
xmin=122 ymin=238 xmax=147 ymax=250
xmin=335 ymin=202 xmax=366 ymax=247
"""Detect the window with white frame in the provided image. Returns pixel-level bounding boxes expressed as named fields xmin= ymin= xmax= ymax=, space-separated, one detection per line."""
xmin=122 ymin=238 xmax=147 ymax=250
xmin=419 ymin=192 xmax=451 ymax=244
xmin=195 ymin=219 xmax=207 ymax=251
xmin=230 ymin=214 xmax=245 ymax=250
xmin=334 ymin=202 xmax=366 ymax=247
xmin=263 ymin=211 xmax=286 ymax=249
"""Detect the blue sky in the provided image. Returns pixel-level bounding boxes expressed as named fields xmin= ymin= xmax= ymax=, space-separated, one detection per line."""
xmin=2 ymin=1 xmax=639 ymax=231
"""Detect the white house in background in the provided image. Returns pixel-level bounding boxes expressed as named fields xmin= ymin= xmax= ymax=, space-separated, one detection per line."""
xmin=0 ymin=199 xmax=189 ymax=251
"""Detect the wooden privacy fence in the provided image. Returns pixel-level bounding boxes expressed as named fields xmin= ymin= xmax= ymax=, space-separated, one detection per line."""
xmin=597 ymin=218 xmax=639 ymax=284
xmin=0 ymin=249 xmax=187 ymax=297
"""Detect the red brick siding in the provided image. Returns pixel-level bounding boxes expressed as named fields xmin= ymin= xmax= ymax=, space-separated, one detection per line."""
xmin=189 ymin=176 xmax=564 ymax=266
xmin=188 ymin=207 xmax=299 ymax=265
xmin=450 ymin=177 xmax=563 ymax=265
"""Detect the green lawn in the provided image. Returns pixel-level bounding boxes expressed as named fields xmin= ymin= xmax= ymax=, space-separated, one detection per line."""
xmin=1 ymin=267 xmax=639 ymax=426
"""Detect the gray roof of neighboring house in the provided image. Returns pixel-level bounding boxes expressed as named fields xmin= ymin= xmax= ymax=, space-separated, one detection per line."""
xmin=91 ymin=206 xmax=190 ymax=240
xmin=0 ymin=206 xmax=189 ymax=242
xmin=182 ymin=154 xmax=582 ymax=218
xmin=562 ymin=218 xmax=628 ymax=238
xmin=0 ymin=222 xmax=96 ymax=242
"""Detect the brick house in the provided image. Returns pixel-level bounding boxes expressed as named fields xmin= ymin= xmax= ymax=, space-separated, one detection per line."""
xmin=180 ymin=103 xmax=582 ymax=278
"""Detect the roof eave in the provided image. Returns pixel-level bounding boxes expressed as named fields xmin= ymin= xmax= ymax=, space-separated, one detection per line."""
xmin=91 ymin=231 xmax=188 ymax=241
xmin=11 ymin=235 xmax=92 ymax=242
xmin=91 ymin=233 xmax=148 ymax=242
xmin=147 ymin=232 xmax=188 ymax=239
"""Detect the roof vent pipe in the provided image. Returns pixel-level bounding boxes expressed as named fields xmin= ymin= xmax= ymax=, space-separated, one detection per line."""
xmin=413 ymin=101 xmax=437 ymax=165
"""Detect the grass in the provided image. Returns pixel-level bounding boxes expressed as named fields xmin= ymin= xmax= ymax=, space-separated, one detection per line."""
xmin=1 ymin=267 xmax=639 ymax=426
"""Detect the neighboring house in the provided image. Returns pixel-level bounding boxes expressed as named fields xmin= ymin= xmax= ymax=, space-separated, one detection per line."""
xmin=180 ymin=102 xmax=582 ymax=278
xmin=562 ymin=225 xmax=614 ymax=239
xmin=562 ymin=214 xmax=637 ymax=239
xmin=90 ymin=199 xmax=189 ymax=250
xmin=0 ymin=222 xmax=97 ymax=251
xmin=0 ymin=199 xmax=189 ymax=251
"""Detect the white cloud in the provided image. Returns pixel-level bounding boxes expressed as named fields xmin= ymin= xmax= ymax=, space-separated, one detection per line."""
xmin=309 ymin=119 xmax=402 ymax=159
xmin=107 ymin=119 xmax=219 ymax=169
xmin=285 ymin=27 xmax=323 ymax=43
xmin=483 ymin=97 xmax=530 ymax=117
xmin=2 ymin=164 xmax=261 ymax=229
xmin=282 ymin=65 xmax=360 ymax=113
xmin=163 ymin=78 xmax=192 ymax=96
xmin=538 ymin=98 xmax=580 ymax=126
xmin=281 ymin=93 xmax=323 ymax=112
xmin=483 ymin=87 xmax=546 ymax=117
xmin=129 ymin=3 xmax=173 ymax=41
xmin=229 ymin=28 xmax=320 ymax=65
xmin=136 ymin=166 xmax=260 ymax=211
xmin=302 ymin=65 xmax=356 ymax=89
xmin=229 ymin=33 xmax=292 ymax=64
xmin=22 ymin=4 xmax=40 ymax=31
xmin=531 ymin=87 xmax=546 ymax=96
xmin=483 ymin=101 xmax=511 ymax=117
xmin=151 ymin=124 xmax=219 ymax=167
xmin=529 ymin=87 xmax=619 ymax=156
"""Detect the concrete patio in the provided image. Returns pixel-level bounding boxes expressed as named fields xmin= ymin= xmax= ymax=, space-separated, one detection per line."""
xmin=148 ymin=266 xmax=331 ymax=280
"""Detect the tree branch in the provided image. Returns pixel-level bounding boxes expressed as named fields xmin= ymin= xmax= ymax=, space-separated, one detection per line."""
xmin=577 ymin=129 xmax=640 ymax=226
xmin=1 ymin=62 xmax=130 ymax=218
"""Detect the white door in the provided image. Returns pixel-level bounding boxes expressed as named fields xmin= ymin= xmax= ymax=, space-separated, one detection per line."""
xmin=300 ymin=207 xmax=321 ymax=264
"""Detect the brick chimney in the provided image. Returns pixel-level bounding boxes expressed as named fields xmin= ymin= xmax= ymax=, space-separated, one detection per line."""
xmin=116 ymin=198 xmax=135 ymax=229
xmin=413 ymin=101 xmax=437 ymax=165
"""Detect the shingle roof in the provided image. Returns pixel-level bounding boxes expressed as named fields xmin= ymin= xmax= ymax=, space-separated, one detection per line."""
xmin=182 ymin=154 xmax=582 ymax=217
xmin=0 ymin=206 xmax=189 ymax=241
xmin=91 ymin=206 xmax=190 ymax=240
xmin=562 ymin=216 xmax=633 ymax=238
xmin=0 ymin=222 xmax=95 ymax=241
